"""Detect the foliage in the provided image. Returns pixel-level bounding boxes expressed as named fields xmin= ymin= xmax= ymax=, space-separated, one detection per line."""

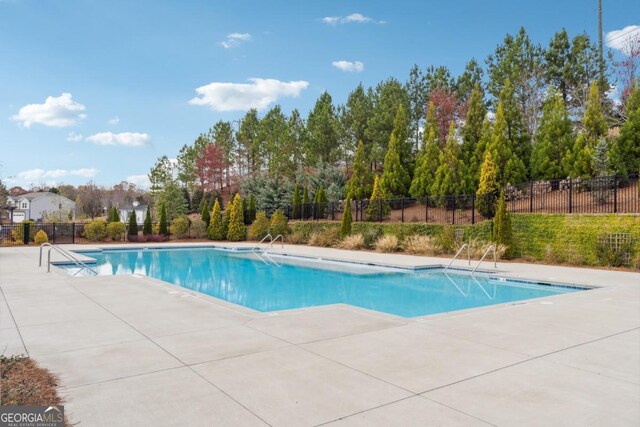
xmin=83 ymin=220 xmax=106 ymax=241
xmin=308 ymin=228 xmax=340 ymax=247
xmin=11 ymin=221 xmax=36 ymax=243
xmin=241 ymin=174 xmax=294 ymax=213
xmin=269 ymin=210 xmax=290 ymax=237
xmin=313 ymin=185 xmax=328 ymax=218
xmin=305 ymin=91 xmax=341 ymax=165
xmin=172 ymin=215 xmax=191 ymax=239
xmin=226 ymin=194 xmax=246 ymax=241
xmin=488 ymin=100 xmax=527 ymax=186
xmin=345 ymin=141 xmax=373 ymax=200
xmin=190 ymin=218 xmax=208 ymax=239
xmin=34 ymin=229 xmax=49 ymax=245
xmin=106 ymin=222 xmax=125 ymax=241
xmin=374 ymin=235 xmax=399 ymax=252
xmin=461 ymin=84 xmax=487 ymax=192
xmin=200 ymin=201 xmax=211 ymax=227
xmin=159 ymin=204 xmax=169 ymax=236
xmin=155 ymin=179 xmax=188 ymax=220
xmin=128 ymin=210 xmax=138 ymax=236
xmin=301 ymin=186 xmax=310 ymax=219
xmin=431 ymin=122 xmax=465 ymax=196
xmin=337 ymin=234 xmax=365 ymax=250
xmin=304 ymin=162 xmax=346 ymax=202
xmin=248 ymin=211 xmax=270 ymax=240
xmin=476 ymin=150 xmax=500 ymax=218
xmin=208 ymin=200 xmax=225 ymax=240
xmin=403 ymin=234 xmax=440 ymax=255
xmin=493 ymin=191 xmax=513 ymax=257
xmin=365 ymin=175 xmax=391 ymax=221
xmin=609 ymin=83 xmax=640 ymax=176
xmin=247 ymin=194 xmax=256 ymax=223
xmin=380 ymin=106 xmax=411 ymax=197
xmin=340 ymin=199 xmax=352 ymax=239
xmin=292 ymin=183 xmax=301 ymax=219
xmin=143 ymin=205 xmax=152 ymax=235
xmin=106 ymin=206 xmax=120 ymax=223
xmin=410 ymin=113 xmax=439 ymax=197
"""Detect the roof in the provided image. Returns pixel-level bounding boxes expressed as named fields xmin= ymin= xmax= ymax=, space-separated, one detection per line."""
xmin=120 ymin=204 xmax=148 ymax=210
xmin=8 ymin=192 xmax=74 ymax=202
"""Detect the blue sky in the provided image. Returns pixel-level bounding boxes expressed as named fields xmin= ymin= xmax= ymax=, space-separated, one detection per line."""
xmin=1 ymin=0 xmax=638 ymax=189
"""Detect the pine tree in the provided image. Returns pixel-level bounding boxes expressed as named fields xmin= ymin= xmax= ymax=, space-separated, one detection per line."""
xmin=409 ymin=128 xmax=439 ymax=197
xmin=127 ymin=209 xmax=138 ymax=236
xmin=340 ymin=198 xmax=352 ymax=239
xmin=431 ymin=122 xmax=465 ymax=196
xmin=248 ymin=194 xmax=256 ymax=223
xmin=609 ymin=83 xmax=640 ymax=177
xmin=292 ymin=183 xmax=301 ymax=219
xmin=461 ymin=83 xmax=486 ymax=192
xmin=159 ymin=204 xmax=168 ymax=236
xmin=222 ymin=206 xmax=231 ymax=237
xmin=200 ymin=200 xmax=211 ymax=227
xmin=380 ymin=108 xmax=411 ymax=197
xmin=313 ymin=185 xmax=328 ymax=218
xmin=583 ymin=81 xmax=608 ymax=141
xmin=345 ymin=140 xmax=373 ymax=200
xmin=498 ymin=79 xmax=531 ymax=173
xmin=476 ymin=150 xmax=500 ymax=218
xmin=302 ymin=186 xmax=310 ymax=219
xmin=493 ymin=190 xmax=513 ymax=258
xmin=388 ymin=104 xmax=412 ymax=174
xmin=563 ymin=133 xmax=591 ymax=177
xmin=472 ymin=118 xmax=494 ymax=188
xmin=592 ymin=139 xmax=610 ymax=176
xmin=488 ymin=101 xmax=527 ymax=186
xmin=143 ymin=205 xmax=152 ymax=235
xmin=208 ymin=199 xmax=225 ymax=240
xmin=531 ymin=90 xmax=574 ymax=180
xmin=365 ymin=175 xmax=390 ymax=221
xmin=227 ymin=194 xmax=246 ymax=241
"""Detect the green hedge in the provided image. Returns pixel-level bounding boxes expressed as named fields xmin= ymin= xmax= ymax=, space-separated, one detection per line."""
xmin=291 ymin=214 xmax=640 ymax=268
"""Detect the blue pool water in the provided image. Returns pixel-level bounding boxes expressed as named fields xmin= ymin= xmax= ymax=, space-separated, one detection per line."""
xmin=65 ymin=247 xmax=583 ymax=318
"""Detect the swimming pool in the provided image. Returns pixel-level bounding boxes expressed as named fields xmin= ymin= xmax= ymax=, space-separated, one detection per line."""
xmin=63 ymin=247 xmax=584 ymax=318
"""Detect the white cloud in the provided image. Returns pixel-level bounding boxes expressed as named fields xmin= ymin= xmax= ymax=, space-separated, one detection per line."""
xmin=320 ymin=13 xmax=384 ymax=25
xmin=220 ymin=32 xmax=251 ymax=49
xmin=84 ymin=132 xmax=150 ymax=147
xmin=15 ymin=167 xmax=98 ymax=182
xmin=126 ymin=174 xmax=151 ymax=188
xmin=67 ymin=132 xmax=83 ymax=142
xmin=606 ymin=25 xmax=640 ymax=54
xmin=11 ymin=93 xmax=87 ymax=128
xmin=189 ymin=78 xmax=309 ymax=112
xmin=332 ymin=60 xmax=364 ymax=73
xmin=108 ymin=116 xmax=120 ymax=125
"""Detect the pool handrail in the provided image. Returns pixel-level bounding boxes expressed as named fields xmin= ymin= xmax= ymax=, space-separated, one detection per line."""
xmin=251 ymin=234 xmax=273 ymax=252
xmin=269 ymin=235 xmax=284 ymax=249
xmin=41 ymin=243 xmax=98 ymax=276
xmin=443 ymin=244 xmax=470 ymax=272
xmin=471 ymin=245 xmax=497 ymax=275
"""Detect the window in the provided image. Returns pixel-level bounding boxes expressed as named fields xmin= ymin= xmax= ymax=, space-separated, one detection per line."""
xmin=21 ymin=202 xmax=27 ymax=209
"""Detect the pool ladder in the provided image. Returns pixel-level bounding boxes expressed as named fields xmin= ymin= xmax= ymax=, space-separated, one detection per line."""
xmin=39 ymin=243 xmax=98 ymax=276
xmin=443 ymin=243 xmax=497 ymax=276
xmin=251 ymin=234 xmax=284 ymax=267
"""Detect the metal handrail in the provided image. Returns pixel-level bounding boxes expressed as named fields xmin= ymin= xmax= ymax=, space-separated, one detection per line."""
xmin=443 ymin=244 xmax=470 ymax=272
xmin=251 ymin=234 xmax=273 ymax=252
xmin=443 ymin=272 xmax=470 ymax=296
xmin=44 ymin=244 xmax=98 ymax=275
xmin=471 ymin=245 xmax=497 ymax=275
xmin=39 ymin=242 xmax=53 ymax=266
xmin=269 ymin=234 xmax=284 ymax=249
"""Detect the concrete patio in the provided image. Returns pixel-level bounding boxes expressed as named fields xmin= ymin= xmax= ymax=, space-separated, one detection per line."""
xmin=1 ymin=243 xmax=639 ymax=426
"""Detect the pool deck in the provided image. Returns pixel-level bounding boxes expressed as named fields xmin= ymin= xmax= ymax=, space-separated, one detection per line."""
xmin=1 ymin=243 xmax=639 ymax=426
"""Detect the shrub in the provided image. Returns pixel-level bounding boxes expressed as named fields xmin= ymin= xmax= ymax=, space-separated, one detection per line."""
xmin=403 ymin=235 xmax=439 ymax=255
xmin=308 ymin=228 xmax=340 ymax=247
xmin=359 ymin=225 xmax=383 ymax=249
xmin=595 ymin=233 xmax=634 ymax=267
xmin=374 ymin=234 xmax=399 ymax=252
xmin=34 ymin=229 xmax=49 ymax=245
xmin=493 ymin=190 xmax=513 ymax=258
xmin=12 ymin=220 xmax=36 ymax=243
xmin=106 ymin=222 xmax=125 ymax=241
xmin=288 ymin=231 xmax=308 ymax=244
xmin=128 ymin=210 xmax=138 ymax=236
xmin=247 ymin=194 xmax=256 ymax=223
xmin=227 ymin=194 xmax=246 ymax=241
xmin=159 ymin=204 xmax=169 ymax=236
xmin=435 ymin=226 xmax=461 ymax=254
xmin=172 ymin=215 xmax=191 ymax=239
xmin=339 ymin=199 xmax=352 ymax=239
xmin=143 ymin=206 xmax=152 ymax=235
xmin=365 ymin=176 xmax=390 ymax=221
xmin=269 ymin=210 xmax=289 ymax=237
xmin=83 ymin=220 xmax=107 ymax=241
xmin=200 ymin=201 xmax=211 ymax=227
xmin=337 ymin=234 xmax=365 ymax=250
xmin=190 ymin=218 xmax=208 ymax=239
xmin=248 ymin=211 xmax=270 ymax=241
xmin=208 ymin=200 xmax=225 ymax=240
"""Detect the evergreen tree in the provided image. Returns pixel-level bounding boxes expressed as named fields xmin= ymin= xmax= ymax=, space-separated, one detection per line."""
xmin=476 ymin=150 xmax=500 ymax=218
xmin=531 ymin=90 xmax=574 ymax=179
xmin=248 ymin=194 xmax=256 ymax=223
xmin=292 ymin=183 xmax=301 ymax=219
xmin=493 ymin=190 xmax=513 ymax=258
xmin=389 ymin=104 xmax=413 ymax=173
xmin=313 ymin=185 xmax=328 ymax=218
xmin=305 ymin=91 xmax=340 ymax=165
xmin=227 ymin=194 xmax=246 ymax=241
xmin=127 ymin=209 xmax=138 ymax=236
xmin=563 ymin=133 xmax=592 ymax=177
xmin=609 ymin=83 xmax=640 ymax=176
xmin=200 ymin=200 xmax=211 ymax=227
xmin=143 ymin=205 xmax=152 ymax=235
xmin=380 ymin=108 xmax=411 ymax=197
xmin=208 ymin=199 xmax=225 ymax=240
xmin=461 ymin=83 xmax=486 ymax=192
xmin=158 ymin=204 xmax=168 ymax=236
xmin=488 ymin=101 xmax=527 ymax=186
xmin=302 ymin=186 xmax=310 ymax=219
xmin=498 ymin=79 xmax=531 ymax=174
xmin=409 ymin=127 xmax=439 ymax=197
xmin=431 ymin=122 xmax=465 ymax=196
xmin=592 ymin=139 xmax=610 ymax=176
xmin=345 ymin=141 xmax=373 ymax=200
xmin=222 ymin=206 xmax=231 ymax=237
xmin=365 ymin=175 xmax=390 ymax=221
xmin=583 ymin=81 xmax=608 ymax=141
xmin=340 ymin=198 xmax=352 ymax=239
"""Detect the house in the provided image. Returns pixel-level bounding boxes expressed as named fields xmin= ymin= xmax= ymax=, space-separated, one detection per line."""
xmin=119 ymin=201 xmax=148 ymax=225
xmin=6 ymin=192 xmax=76 ymax=223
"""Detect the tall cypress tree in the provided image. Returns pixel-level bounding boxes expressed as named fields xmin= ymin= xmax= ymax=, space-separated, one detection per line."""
xmin=128 ymin=209 xmax=138 ymax=236
xmin=365 ymin=175 xmax=390 ymax=221
xmin=200 ymin=200 xmax=211 ymax=227
xmin=380 ymin=108 xmax=411 ymax=197
xmin=227 ymin=194 xmax=246 ymax=241
xmin=208 ymin=199 xmax=225 ymax=240
xmin=339 ymin=198 xmax=352 ymax=239
xmin=159 ymin=204 xmax=168 ymax=236
xmin=488 ymin=101 xmax=527 ymax=186
xmin=143 ymin=205 xmax=152 ymax=235
xmin=431 ymin=122 xmax=465 ymax=196
xmin=461 ymin=83 xmax=486 ymax=192
xmin=292 ymin=183 xmax=301 ymax=219
xmin=248 ymin=194 xmax=256 ymax=223
xmin=531 ymin=90 xmax=574 ymax=180
xmin=313 ymin=185 xmax=328 ymax=218
xmin=409 ymin=127 xmax=439 ymax=197
xmin=476 ymin=150 xmax=500 ymax=218
xmin=498 ymin=79 xmax=531 ymax=175
xmin=302 ymin=186 xmax=310 ymax=219
xmin=609 ymin=83 xmax=640 ymax=177
xmin=345 ymin=140 xmax=373 ymax=200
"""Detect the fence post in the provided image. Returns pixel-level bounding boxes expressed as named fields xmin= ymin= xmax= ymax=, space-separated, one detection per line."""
xmin=568 ymin=178 xmax=573 ymax=213
xmin=529 ymin=181 xmax=533 ymax=213
xmin=72 ymin=223 xmax=75 ymax=244
xmin=471 ymin=195 xmax=475 ymax=224
xmin=613 ymin=175 xmax=618 ymax=213
xmin=52 ymin=224 xmax=56 ymax=244
xmin=401 ymin=198 xmax=405 ymax=223
xmin=452 ymin=196 xmax=455 ymax=225
xmin=22 ymin=222 xmax=29 ymax=245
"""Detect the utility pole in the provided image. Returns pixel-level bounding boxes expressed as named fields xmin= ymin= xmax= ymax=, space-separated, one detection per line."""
xmin=598 ymin=0 xmax=604 ymax=81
